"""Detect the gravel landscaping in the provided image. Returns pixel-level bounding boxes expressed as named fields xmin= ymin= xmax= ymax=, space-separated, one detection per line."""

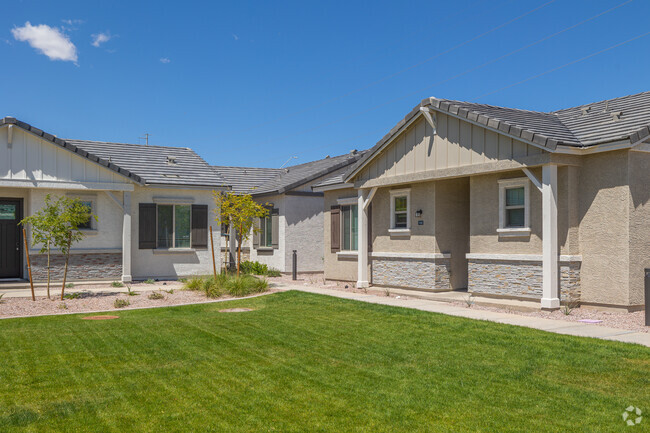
xmin=0 ymin=280 xmax=274 ymax=319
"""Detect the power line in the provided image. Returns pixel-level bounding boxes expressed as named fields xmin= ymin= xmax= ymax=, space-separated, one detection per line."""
xmin=215 ymin=0 xmax=559 ymax=139
xmin=472 ymin=30 xmax=650 ymax=100
xmin=240 ymin=0 xmax=637 ymax=150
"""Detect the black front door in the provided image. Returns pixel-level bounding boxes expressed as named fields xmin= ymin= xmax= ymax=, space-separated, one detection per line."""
xmin=0 ymin=199 xmax=22 ymax=278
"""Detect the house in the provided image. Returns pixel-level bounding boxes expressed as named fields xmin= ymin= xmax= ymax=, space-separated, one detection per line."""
xmin=314 ymin=92 xmax=650 ymax=311
xmin=213 ymin=151 xmax=365 ymax=273
xmin=0 ymin=117 xmax=228 ymax=282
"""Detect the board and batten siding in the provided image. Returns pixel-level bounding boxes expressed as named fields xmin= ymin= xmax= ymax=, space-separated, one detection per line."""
xmin=0 ymin=127 xmax=129 ymax=185
xmin=357 ymin=113 xmax=545 ymax=183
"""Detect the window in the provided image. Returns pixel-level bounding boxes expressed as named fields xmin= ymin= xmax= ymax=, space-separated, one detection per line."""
xmin=259 ymin=214 xmax=273 ymax=247
xmin=157 ymin=204 xmax=191 ymax=248
xmin=341 ymin=204 xmax=358 ymax=251
xmin=498 ymin=178 xmax=530 ymax=236
xmin=78 ymin=200 xmax=93 ymax=230
xmin=389 ymin=188 xmax=411 ymax=234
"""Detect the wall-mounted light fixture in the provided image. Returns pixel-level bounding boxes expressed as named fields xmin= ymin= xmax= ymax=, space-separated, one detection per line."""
xmin=415 ymin=209 xmax=423 ymax=217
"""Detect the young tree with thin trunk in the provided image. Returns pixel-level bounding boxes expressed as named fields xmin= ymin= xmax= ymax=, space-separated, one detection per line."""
xmin=20 ymin=195 xmax=95 ymax=299
xmin=213 ymin=192 xmax=268 ymax=276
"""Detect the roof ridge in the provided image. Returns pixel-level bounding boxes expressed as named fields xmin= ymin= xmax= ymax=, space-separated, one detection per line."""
xmin=551 ymin=90 xmax=650 ymax=113
xmin=66 ymin=138 xmax=192 ymax=151
xmin=433 ymin=97 xmax=553 ymax=115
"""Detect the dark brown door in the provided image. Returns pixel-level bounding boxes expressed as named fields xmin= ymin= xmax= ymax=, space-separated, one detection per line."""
xmin=0 ymin=199 xmax=22 ymax=278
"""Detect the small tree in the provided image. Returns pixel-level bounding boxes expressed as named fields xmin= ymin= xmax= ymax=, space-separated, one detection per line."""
xmin=214 ymin=192 xmax=268 ymax=276
xmin=21 ymin=195 xmax=95 ymax=299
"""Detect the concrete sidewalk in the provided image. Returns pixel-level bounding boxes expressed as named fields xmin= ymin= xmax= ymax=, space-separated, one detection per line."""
xmin=275 ymin=284 xmax=650 ymax=348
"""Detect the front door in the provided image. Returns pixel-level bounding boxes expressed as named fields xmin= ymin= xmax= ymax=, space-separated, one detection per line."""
xmin=0 ymin=199 xmax=22 ymax=278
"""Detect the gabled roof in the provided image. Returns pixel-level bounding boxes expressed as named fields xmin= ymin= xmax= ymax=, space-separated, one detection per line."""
xmin=213 ymin=151 xmax=366 ymax=197
xmin=345 ymin=91 xmax=650 ymax=182
xmin=0 ymin=116 xmax=228 ymax=188
xmin=209 ymin=166 xmax=284 ymax=194
xmin=1 ymin=117 xmax=143 ymax=183
xmin=66 ymin=140 xmax=228 ymax=188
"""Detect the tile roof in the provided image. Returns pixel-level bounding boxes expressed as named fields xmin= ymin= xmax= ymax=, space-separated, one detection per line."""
xmin=214 ymin=151 xmax=366 ymax=196
xmin=66 ymin=139 xmax=229 ymax=188
xmin=210 ymin=166 xmax=284 ymax=194
xmin=346 ymin=91 xmax=650 ymax=181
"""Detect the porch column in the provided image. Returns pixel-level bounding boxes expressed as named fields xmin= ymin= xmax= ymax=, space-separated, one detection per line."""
xmin=541 ymin=164 xmax=559 ymax=309
xmin=121 ymin=191 xmax=132 ymax=283
xmin=357 ymin=189 xmax=369 ymax=288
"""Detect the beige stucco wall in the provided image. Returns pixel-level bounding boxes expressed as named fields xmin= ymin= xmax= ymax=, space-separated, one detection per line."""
xmin=435 ymin=178 xmax=470 ymax=289
xmin=371 ymin=182 xmax=436 ymax=253
xmin=323 ymin=188 xmax=359 ymax=282
xmin=578 ymin=150 xmax=630 ymax=306
xmin=627 ymin=150 xmax=650 ymax=306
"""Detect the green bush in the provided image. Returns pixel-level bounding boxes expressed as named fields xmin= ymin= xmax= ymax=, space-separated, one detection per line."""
xmin=183 ymin=273 xmax=269 ymax=298
xmin=240 ymin=261 xmax=281 ymax=277
xmin=111 ymin=281 xmax=124 ymax=288
xmin=148 ymin=291 xmax=165 ymax=300
xmin=114 ymin=299 xmax=130 ymax=308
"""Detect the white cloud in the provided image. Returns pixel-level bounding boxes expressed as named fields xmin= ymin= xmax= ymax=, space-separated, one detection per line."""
xmin=159 ymin=57 xmax=170 ymax=64
xmin=12 ymin=22 xmax=78 ymax=62
xmin=91 ymin=32 xmax=111 ymax=47
xmin=232 ymin=33 xmax=239 ymax=41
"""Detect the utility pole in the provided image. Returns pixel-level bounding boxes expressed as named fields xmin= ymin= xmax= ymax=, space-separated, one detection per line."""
xmin=139 ymin=133 xmax=151 ymax=146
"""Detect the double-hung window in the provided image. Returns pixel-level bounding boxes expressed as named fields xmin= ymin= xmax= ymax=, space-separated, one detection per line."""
xmin=341 ymin=204 xmax=358 ymax=251
xmin=259 ymin=214 xmax=273 ymax=248
xmin=389 ymin=188 xmax=411 ymax=235
xmin=78 ymin=200 xmax=94 ymax=230
xmin=498 ymin=178 xmax=530 ymax=237
xmin=157 ymin=204 xmax=191 ymax=248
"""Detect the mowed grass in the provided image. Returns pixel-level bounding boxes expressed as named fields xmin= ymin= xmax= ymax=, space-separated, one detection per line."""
xmin=0 ymin=291 xmax=648 ymax=432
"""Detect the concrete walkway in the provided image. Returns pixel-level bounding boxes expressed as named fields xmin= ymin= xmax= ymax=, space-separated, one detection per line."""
xmin=275 ymin=284 xmax=650 ymax=348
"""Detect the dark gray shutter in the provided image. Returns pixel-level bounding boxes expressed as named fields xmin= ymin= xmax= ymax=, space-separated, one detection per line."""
xmin=271 ymin=208 xmax=279 ymax=249
xmin=139 ymin=203 xmax=157 ymax=249
xmin=331 ymin=205 xmax=340 ymax=253
xmin=191 ymin=204 xmax=208 ymax=249
xmin=367 ymin=203 xmax=372 ymax=252
xmin=252 ymin=218 xmax=260 ymax=249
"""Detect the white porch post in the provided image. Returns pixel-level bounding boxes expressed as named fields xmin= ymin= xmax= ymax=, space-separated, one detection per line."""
xmin=357 ymin=189 xmax=369 ymax=288
xmin=121 ymin=191 xmax=132 ymax=283
xmin=541 ymin=164 xmax=559 ymax=309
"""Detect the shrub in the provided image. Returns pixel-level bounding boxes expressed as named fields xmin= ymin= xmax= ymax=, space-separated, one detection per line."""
xmin=64 ymin=292 xmax=81 ymax=300
xmin=144 ymin=279 xmax=156 ymax=284
xmin=111 ymin=281 xmax=124 ymax=288
xmin=240 ymin=261 xmax=268 ymax=276
xmin=126 ymin=285 xmax=139 ymax=296
xmin=266 ymin=268 xmax=282 ymax=277
xmin=183 ymin=273 xmax=268 ymax=298
xmin=114 ymin=299 xmax=130 ymax=308
xmin=65 ymin=283 xmax=74 ymax=288
xmin=148 ymin=292 xmax=165 ymax=300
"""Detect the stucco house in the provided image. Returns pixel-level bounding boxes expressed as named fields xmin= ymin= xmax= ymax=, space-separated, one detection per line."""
xmin=314 ymin=92 xmax=650 ymax=311
xmin=0 ymin=117 xmax=228 ymax=283
xmin=213 ymin=151 xmax=365 ymax=273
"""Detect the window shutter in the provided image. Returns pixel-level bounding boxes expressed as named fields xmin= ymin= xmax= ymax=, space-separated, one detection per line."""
xmin=139 ymin=203 xmax=157 ymax=249
xmin=253 ymin=218 xmax=260 ymax=249
xmin=271 ymin=208 xmax=279 ymax=249
xmin=191 ymin=204 xmax=208 ymax=249
xmin=367 ymin=203 xmax=372 ymax=252
xmin=331 ymin=205 xmax=340 ymax=252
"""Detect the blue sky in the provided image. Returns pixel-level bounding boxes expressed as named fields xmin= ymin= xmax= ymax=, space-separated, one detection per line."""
xmin=2 ymin=0 xmax=649 ymax=167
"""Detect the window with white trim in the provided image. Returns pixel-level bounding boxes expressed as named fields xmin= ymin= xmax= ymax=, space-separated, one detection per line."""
xmin=259 ymin=214 xmax=273 ymax=248
xmin=498 ymin=178 xmax=530 ymax=235
xmin=389 ymin=189 xmax=411 ymax=232
xmin=157 ymin=204 xmax=191 ymax=248
xmin=341 ymin=204 xmax=358 ymax=251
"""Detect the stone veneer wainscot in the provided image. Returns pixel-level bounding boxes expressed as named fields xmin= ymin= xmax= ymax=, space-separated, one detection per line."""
xmin=467 ymin=255 xmax=581 ymax=303
xmin=371 ymin=253 xmax=451 ymax=290
xmin=30 ymin=252 xmax=123 ymax=281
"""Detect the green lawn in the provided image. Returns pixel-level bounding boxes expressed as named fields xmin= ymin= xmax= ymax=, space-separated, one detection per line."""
xmin=1 ymin=291 xmax=648 ymax=432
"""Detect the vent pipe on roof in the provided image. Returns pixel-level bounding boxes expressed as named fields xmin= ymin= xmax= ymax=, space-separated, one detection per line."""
xmin=580 ymin=107 xmax=591 ymax=115
xmin=350 ymin=149 xmax=357 ymax=155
